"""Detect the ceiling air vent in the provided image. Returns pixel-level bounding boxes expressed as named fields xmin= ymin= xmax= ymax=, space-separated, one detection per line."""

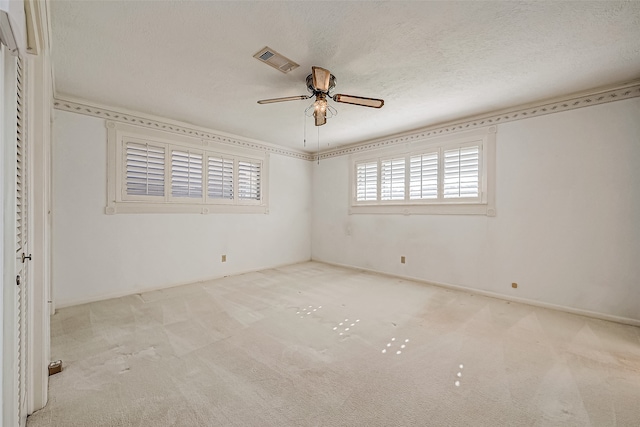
xmin=253 ymin=46 xmax=299 ymax=74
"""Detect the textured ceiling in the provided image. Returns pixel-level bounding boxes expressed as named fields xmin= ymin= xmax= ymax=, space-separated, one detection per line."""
xmin=50 ymin=1 xmax=640 ymax=153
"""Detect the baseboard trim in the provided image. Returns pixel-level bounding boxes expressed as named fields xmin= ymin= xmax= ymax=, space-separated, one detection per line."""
xmin=312 ymin=259 xmax=640 ymax=328
xmin=54 ymin=258 xmax=313 ymax=309
xmin=55 ymin=258 xmax=639 ymax=327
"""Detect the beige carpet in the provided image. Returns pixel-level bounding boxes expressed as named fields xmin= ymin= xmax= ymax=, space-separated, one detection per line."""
xmin=27 ymin=262 xmax=640 ymax=426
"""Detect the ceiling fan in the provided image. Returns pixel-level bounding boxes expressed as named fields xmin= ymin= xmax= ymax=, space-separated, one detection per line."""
xmin=257 ymin=66 xmax=384 ymax=126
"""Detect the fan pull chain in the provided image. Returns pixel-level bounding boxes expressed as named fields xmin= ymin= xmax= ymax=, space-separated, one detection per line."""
xmin=317 ymin=126 xmax=320 ymax=164
xmin=303 ymin=110 xmax=307 ymax=148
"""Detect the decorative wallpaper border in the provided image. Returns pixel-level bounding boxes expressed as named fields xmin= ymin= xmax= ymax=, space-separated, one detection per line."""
xmin=55 ymin=79 xmax=640 ymax=162
xmin=315 ymin=80 xmax=640 ymax=160
xmin=53 ymin=97 xmax=314 ymax=161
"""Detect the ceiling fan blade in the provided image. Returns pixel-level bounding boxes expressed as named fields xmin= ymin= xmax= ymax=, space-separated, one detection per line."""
xmin=257 ymin=95 xmax=310 ymax=104
xmin=314 ymin=109 xmax=326 ymax=126
xmin=333 ymin=94 xmax=384 ymax=109
xmin=312 ymin=66 xmax=331 ymax=92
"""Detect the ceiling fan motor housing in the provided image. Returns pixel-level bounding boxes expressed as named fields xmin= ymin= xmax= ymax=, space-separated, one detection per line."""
xmin=306 ymin=74 xmax=336 ymax=94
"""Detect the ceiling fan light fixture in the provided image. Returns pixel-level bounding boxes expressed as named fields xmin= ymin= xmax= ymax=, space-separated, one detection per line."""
xmin=314 ymin=94 xmax=328 ymax=113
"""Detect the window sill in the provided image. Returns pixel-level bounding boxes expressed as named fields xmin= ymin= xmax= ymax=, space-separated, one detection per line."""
xmin=106 ymin=202 xmax=268 ymax=215
xmin=349 ymin=203 xmax=495 ymax=216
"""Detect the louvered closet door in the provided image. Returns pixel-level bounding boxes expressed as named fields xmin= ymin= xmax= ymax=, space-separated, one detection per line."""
xmin=15 ymin=55 xmax=29 ymax=426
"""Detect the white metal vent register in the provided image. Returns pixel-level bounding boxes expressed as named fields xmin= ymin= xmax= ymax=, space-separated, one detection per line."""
xmin=253 ymin=46 xmax=299 ymax=74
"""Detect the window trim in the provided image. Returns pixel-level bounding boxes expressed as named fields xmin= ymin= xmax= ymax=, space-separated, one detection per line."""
xmin=349 ymin=126 xmax=496 ymax=216
xmin=106 ymin=121 xmax=269 ymax=214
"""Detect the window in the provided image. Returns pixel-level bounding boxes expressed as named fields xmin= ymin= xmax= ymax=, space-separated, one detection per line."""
xmin=356 ymin=161 xmax=377 ymax=201
xmin=107 ymin=122 xmax=269 ymax=214
xmin=238 ymin=161 xmax=261 ymax=201
xmin=409 ymin=152 xmax=438 ymax=200
xmin=171 ymin=149 xmax=203 ymax=199
xmin=381 ymin=158 xmax=405 ymax=201
xmin=443 ymin=146 xmax=479 ymax=198
xmin=207 ymin=156 xmax=234 ymax=200
xmin=125 ymin=141 xmax=165 ymax=197
xmin=350 ymin=127 xmax=496 ymax=215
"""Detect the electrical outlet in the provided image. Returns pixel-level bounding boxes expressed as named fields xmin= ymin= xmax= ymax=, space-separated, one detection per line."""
xmin=221 ymin=255 xmax=227 ymax=262
xmin=401 ymin=256 xmax=406 ymax=264
xmin=512 ymin=282 xmax=517 ymax=289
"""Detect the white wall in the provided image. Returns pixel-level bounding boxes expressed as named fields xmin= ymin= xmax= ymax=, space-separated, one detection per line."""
xmin=52 ymin=110 xmax=312 ymax=307
xmin=52 ymin=98 xmax=640 ymax=322
xmin=312 ymin=98 xmax=640 ymax=322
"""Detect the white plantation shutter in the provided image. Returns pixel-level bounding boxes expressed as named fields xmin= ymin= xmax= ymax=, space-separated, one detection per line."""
xmin=350 ymin=129 xmax=493 ymax=214
xmin=171 ymin=150 xmax=203 ymax=198
xmin=238 ymin=161 xmax=261 ymax=201
xmin=110 ymin=122 xmax=268 ymax=213
xmin=356 ymin=161 xmax=377 ymax=201
xmin=125 ymin=142 xmax=165 ymax=197
xmin=410 ymin=152 xmax=438 ymax=200
xmin=444 ymin=146 xmax=480 ymax=198
xmin=208 ymin=156 xmax=234 ymax=199
xmin=381 ymin=158 xmax=405 ymax=201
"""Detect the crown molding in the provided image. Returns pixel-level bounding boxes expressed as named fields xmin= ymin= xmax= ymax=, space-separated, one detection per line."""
xmin=53 ymin=95 xmax=314 ymax=161
xmin=54 ymin=80 xmax=640 ymax=163
xmin=315 ymin=79 xmax=640 ymax=161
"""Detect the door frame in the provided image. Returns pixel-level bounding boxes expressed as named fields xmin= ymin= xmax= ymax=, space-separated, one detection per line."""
xmin=25 ymin=3 xmax=52 ymax=412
